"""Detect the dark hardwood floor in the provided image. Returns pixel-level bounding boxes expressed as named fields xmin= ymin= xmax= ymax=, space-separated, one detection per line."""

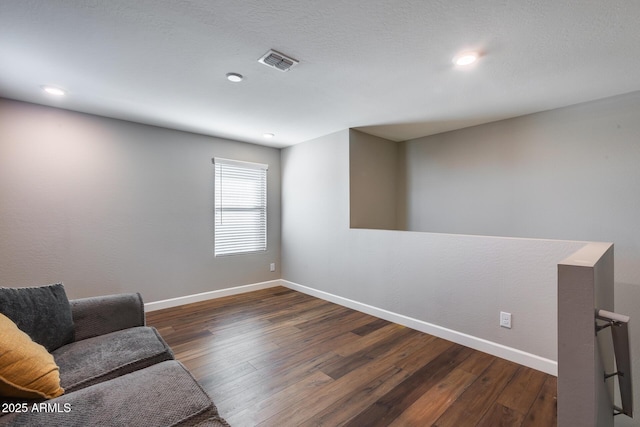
xmin=146 ymin=286 xmax=557 ymax=426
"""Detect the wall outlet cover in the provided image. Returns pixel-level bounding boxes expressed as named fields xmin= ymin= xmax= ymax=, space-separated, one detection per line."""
xmin=500 ymin=311 xmax=512 ymax=329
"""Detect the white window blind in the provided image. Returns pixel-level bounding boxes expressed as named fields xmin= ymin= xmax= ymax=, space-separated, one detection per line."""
xmin=214 ymin=158 xmax=268 ymax=256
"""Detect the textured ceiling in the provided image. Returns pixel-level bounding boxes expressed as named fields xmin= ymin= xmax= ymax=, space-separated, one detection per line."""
xmin=1 ymin=0 xmax=640 ymax=148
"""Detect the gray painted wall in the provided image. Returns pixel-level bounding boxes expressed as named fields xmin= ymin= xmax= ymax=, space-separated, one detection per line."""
xmin=0 ymin=98 xmax=281 ymax=302
xmin=3 ymin=90 xmax=639 ymax=423
xmin=398 ymin=91 xmax=640 ymax=425
xmin=401 ymin=91 xmax=640 ymax=286
xmin=281 ymin=129 xmax=585 ymax=365
xmin=349 ymin=129 xmax=399 ymax=230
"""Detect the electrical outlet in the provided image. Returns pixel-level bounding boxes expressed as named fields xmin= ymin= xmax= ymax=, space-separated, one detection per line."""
xmin=270 ymin=263 xmax=276 ymax=272
xmin=500 ymin=311 xmax=512 ymax=329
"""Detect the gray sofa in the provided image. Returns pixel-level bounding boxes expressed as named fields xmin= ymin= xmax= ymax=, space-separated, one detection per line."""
xmin=0 ymin=285 xmax=229 ymax=427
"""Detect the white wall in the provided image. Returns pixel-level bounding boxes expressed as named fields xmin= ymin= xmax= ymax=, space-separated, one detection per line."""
xmin=0 ymin=98 xmax=281 ymax=302
xmin=281 ymin=129 xmax=586 ymax=372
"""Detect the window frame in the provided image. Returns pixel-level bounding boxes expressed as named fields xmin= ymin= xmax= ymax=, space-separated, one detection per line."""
xmin=213 ymin=157 xmax=268 ymax=256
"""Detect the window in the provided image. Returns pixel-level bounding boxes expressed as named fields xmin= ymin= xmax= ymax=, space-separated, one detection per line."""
xmin=214 ymin=158 xmax=268 ymax=256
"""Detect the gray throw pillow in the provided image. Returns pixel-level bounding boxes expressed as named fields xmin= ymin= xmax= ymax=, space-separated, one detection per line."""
xmin=0 ymin=283 xmax=74 ymax=351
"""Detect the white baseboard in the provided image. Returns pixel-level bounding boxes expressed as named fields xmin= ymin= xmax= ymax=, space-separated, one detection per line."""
xmin=144 ymin=278 xmax=557 ymax=375
xmin=281 ymin=280 xmax=557 ymax=376
xmin=144 ymin=279 xmax=282 ymax=312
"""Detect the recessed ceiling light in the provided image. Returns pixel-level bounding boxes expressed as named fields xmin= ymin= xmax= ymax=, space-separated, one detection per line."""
xmin=42 ymin=86 xmax=66 ymax=96
xmin=226 ymin=73 xmax=243 ymax=82
xmin=263 ymin=133 xmax=275 ymax=139
xmin=453 ymin=52 xmax=479 ymax=66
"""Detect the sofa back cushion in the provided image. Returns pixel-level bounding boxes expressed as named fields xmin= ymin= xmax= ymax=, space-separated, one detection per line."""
xmin=0 ymin=283 xmax=74 ymax=352
xmin=0 ymin=313 xmax=65 ymax=399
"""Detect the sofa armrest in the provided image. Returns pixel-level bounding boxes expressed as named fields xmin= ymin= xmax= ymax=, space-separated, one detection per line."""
xmin=70 ymin=293 xmax=145 ymax=341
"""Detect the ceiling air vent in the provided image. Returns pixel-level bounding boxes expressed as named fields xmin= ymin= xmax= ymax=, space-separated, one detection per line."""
xmin=258 ymin=49 xmax=299 ymax=72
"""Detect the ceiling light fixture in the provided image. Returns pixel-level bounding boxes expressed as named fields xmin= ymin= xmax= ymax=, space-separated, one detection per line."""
xmin=453 ymin=51 xmax=479 ymax=66
xmin=263 ymin=133 xmax=275 ymax=139
xmin=42 ymin=86 xmax=66 ymax=96
xmin=226 ymin=73 xmax=243 ymax=82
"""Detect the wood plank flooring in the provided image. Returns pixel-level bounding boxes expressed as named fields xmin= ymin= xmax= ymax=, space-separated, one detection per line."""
xmin=146 ymin=286 xmax=557 ymax=426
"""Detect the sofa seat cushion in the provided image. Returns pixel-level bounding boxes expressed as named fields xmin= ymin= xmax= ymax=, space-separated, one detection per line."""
xmin=0 ymin=360 xmax=228 ymax=427
xmin=52 ymin=326 xmax=174 ymax=393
